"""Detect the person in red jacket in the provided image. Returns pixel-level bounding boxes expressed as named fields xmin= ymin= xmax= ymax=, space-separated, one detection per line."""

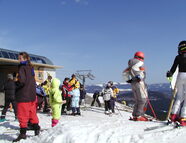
xmin=61 ymin=77 xmax=73 ymax=115
xmin=13 ymin=52 xmax=40 ymax=142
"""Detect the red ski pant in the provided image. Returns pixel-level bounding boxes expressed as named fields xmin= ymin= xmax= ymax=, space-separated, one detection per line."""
xmin=17 ymin=101 xmax=39 ymax=128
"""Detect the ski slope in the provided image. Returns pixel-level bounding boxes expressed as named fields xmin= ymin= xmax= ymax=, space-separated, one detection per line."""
xmin=1 ymin=103 xmax=186 ymax=143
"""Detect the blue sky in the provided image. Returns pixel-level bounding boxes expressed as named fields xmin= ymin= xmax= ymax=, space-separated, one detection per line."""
xmin=0 ymin=0 xmax=185 ymax=84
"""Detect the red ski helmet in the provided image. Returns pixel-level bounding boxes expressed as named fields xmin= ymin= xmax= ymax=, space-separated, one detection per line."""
xmin=134 ymin=51 xmax=144 ymax=61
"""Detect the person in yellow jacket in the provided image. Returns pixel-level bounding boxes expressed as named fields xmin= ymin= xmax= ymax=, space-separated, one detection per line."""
xmin=49 ymin=78 xmax=66 ymax=127
xmin=108 ymin=81 xmax=120 ymax=113
xmin=42 ymin=75 xmax=52 ymax=112
xmin=68 ymin=74 xmax=81 ymax=115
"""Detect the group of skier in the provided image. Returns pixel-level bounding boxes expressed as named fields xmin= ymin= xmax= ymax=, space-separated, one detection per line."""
xmin=122 ymin=40 xmax=186 ymax=126
xmin=1 ymin=40 xmax=186 ymax=142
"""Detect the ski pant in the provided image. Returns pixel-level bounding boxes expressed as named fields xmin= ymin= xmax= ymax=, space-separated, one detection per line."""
xmin=172 ymin=72 xmax=186 ymax=118
xmin=17 ymin=101 xmax=39 ymax=128
xmin=110 ymin=97 xmax=116 ymax=113
xmin=131 ymin=81 xmax=148 ymax=117
xmin=1 ymin=99 xmax=17 ymax=119
xmin=61 ymin=96 xmax=71 ymax=113
xmin=104 ymin=100 xmax=111 ymax=111
xmin=91 ymin=97 xmax=101 ymax=107
xmin=51 ymin=103 xmax=62 ymax=120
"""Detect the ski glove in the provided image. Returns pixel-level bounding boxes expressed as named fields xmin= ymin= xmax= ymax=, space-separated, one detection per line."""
xmin=166 ymin=71 xmax=173 ymax=77
xmin=126 ymin=79 xmax=132 ymax=83
xmin=167 ymin=77 xmax=173 ymax=82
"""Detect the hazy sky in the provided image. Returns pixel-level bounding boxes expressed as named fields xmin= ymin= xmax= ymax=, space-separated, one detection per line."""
xmin=0 ymin=0 xmax=185 ymax=84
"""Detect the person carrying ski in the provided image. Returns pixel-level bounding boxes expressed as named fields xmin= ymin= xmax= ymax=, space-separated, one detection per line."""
xmin=61 ymin=77 xmax=73 ymax=115
xmin=49 ymin=78 xmax=66 ymax=127
xmin=123 ymin=51 xmax=148 ymax=121
xmin=167 ymin=41 xmax=186 ymax=126
xmin=13 ymin=52 xmax=40 ymax=142
xmin=91 ymin=91 xmax=102 ymax=107
xmin=108 ymin=81 xmax=119 ymax=113
xmin=0 ymin=74 xmax=17 ymax=122
xmin=102 ymin=83 xmax=113 ymax=114
xmin=69 ymin=74 xmax=81 ymax=115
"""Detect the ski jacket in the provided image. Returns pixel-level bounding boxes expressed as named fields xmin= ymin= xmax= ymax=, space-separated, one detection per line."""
xmin=15 ymin=63 xmax=36 ymax=103
xmin=170 ymin=54 xmax=186 ymax=74
xmin=69 ymin=78 xmax=80 ymax=90
xmin=49 ymin=78 xmax=63 ymax=106
xmin=80 ymin=89 xmax=86 ymax=99
xmin=43 ymin=79 xmax=52 ymax=95
xmin=61 ymin=81 xmax=73 ymax=98
xmin=36 ymin=85 xmax=46 ymax=97
xmin=102 ymin=88 xmax=113 ymax=101
xmin=125 ymin=58 xmax=146 ymax=82
xmin=3 ymin=79 xmax=16 ymax=101
xmin=112 ymin=86 xmax=119 ymax=98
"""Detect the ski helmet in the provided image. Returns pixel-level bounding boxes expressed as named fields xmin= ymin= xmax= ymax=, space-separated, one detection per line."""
xmin=178 ymin=41 xmax=186 ymax=55
xmin=108 ymin=81 xmax=113 ymax=86
xmin=134 ymin=51 xmax=144 ymax=61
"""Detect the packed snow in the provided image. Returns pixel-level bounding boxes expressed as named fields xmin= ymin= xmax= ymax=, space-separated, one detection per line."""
xmin=1 ymin=101 xmax=186 ymax=143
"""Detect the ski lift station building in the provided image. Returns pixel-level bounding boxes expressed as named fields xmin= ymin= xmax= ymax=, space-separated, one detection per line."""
xmin=0 ymin=48 xmax=62 ymax=105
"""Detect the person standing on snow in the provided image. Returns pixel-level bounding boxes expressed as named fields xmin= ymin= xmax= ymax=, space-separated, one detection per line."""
xmin=167 ymin=41 xmax=186 ymax=126
xmin=91 ymin=91 xmax=102 ymax=107
xmin=79 ymin=84 xmax=86 ymax=106
xmin=108 ymin=81 xmax=120 ymax=113
xmin=42 ymin=75 xmax=52 ymax=113
xmin=0 ymin=74 xmax=17 ymax=122
xmin=49 ymin=78 xmax=66 ymax=127
xmin=123 ymin=51 xmax=148 ymax=121
xmin=69 ymin=74 xmax=81 ymax=115
xmin=13 ymin=52 xmax=40 ymax=142
xmin=102 ymin=83 xmax=113 ymax=114
xmin=61 ymin=77 xmax=73 ymax=115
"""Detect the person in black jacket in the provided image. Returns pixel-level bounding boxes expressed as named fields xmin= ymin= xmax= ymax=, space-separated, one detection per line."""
xmin=91 ymin=91 xmax=101 ymax=107
xmin=79 ymin=84 xmax=86 ymax=106
xmin=0 ymin=74 xmax=17 ymax=122
xmin=167 ymin=41 xmax=186 ymax=126
xmin=13 ymin=52 xmax=40 ymax=142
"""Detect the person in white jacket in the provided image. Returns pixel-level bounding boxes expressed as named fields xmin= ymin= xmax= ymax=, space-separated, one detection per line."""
xmin=102 ymin=83 xmax=113 ymax=114
xmin=123 ymin=51 xmax=148 ymax=121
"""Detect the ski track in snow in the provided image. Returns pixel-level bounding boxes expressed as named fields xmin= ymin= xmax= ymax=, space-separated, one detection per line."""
xmin=1 ymin=105 xmax=186 ymax=143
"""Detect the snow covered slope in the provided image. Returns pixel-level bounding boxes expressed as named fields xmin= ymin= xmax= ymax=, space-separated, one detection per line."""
xmin=1 ymin=104 xmax=186 ymax=143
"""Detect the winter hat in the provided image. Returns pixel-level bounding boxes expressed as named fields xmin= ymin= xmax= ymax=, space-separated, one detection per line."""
xmin=7 ymin=74 xmax=13 ymax=80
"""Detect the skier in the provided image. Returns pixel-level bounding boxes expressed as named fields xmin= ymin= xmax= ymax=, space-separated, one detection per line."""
xmin=123 ymin=51 xmax=148 ymax=121
xmin=79 ymin=84 xmax=86 ymax=106
xmin=0 ymin=74 xmax=17 ymax=122
xmin=102 ymin=83 xmax=113 ymax=114
xmin=108 ymin=81 xmax=120 ymax=113
xmin=61 ymin=77 xmax=73 ymax=115
xmin=49 ymin=78 xmax=66 ymax=127
xmin=42 ymin=75 xmax=52 ymax=113
xmin=91 ymin=91 xmax=101 ymax=107
xmin=13 ymin=52 xmax=40 ymax=142
xmin=167 ymin=41 xmax=186 ymax=126
xmin=69 ymin=74 xmax=81 ymax=115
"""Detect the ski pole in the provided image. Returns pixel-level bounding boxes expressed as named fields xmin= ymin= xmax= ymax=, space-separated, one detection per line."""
xmin=115 ymin=104 xmax=123 ymax=117
xmin=141 ymin=84 xmax=157 ymax=119
xmin=166 ymin=83 xmax=177 ymax=120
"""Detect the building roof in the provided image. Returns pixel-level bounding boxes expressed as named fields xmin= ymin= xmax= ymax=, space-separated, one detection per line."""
xmin=0 ymin=48 xmax=62 ymax=69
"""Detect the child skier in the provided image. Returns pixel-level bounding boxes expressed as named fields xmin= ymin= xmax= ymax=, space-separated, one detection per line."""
xmin=91 ymin=91 xmax=101 ymax=107
xmin=13 ymin=52 xmax=40 ymax=142
xmin=123 ymin=51 xmax=148 ymax=121
xmin=69 ymin=74 xmax=81 ymax=115
xmin=49 ymin=78 xmax=66 ymax=127
xmin=102 ymin=83 xmax=113 ymax=114
xmin=167 ymin=41 xmax=186 ymax=126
